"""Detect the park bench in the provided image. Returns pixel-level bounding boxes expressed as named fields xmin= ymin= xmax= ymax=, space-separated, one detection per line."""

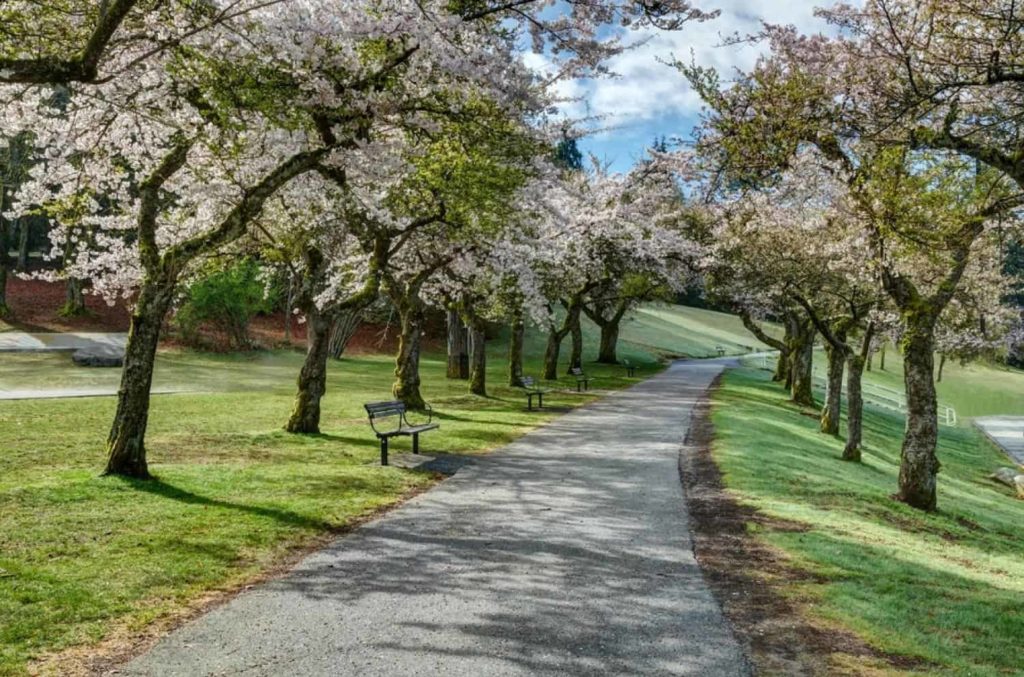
xmin=518 ymin=376 xmax=548 ymax=411
xmin=715 ymin=345 xmax=726 ymax=357
xmin=364 ymin=400 xmax=439 ymax=466
xmin=570 ymin=366 xmax=591 ymax=392
xmin=623 ymin=359 xmax=637 ymax=377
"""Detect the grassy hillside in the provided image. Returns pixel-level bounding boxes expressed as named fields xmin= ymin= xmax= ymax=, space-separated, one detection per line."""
xmin=711 ymin=368 xmax=1024 ymax=675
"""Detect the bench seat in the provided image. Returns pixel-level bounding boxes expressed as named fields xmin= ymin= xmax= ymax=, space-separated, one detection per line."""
xmin=364 ymin=400 xmax=439 ymax=465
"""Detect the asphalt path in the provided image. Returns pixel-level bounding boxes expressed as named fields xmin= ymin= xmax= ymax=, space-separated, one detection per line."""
xmin=123 ymin=359 xmax=749 ymax=676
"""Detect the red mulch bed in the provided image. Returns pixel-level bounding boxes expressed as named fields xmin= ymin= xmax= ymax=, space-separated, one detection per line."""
xmin=2 ymin=277 xmax=131 ymax=332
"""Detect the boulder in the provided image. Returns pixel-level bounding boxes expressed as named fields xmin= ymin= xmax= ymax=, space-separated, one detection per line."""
xmin=72 ymin=345 xmax=125 ymax=368
xmin=990 ymin=467 xmax=1024 ymax=498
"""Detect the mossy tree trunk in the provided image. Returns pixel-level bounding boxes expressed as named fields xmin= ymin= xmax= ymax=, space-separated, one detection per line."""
xmin=287 ymin=237 xmax=387 ymax=433
xmin=393 ymin=296 xmax=426 ymax=409
xmin=104 ymin=140 xmax=329 ymax=477
xmin=843 ymin=326 xmax=875 ymax=463
xmin=104 ymin=276 xmax=175 ymax=478
xmin=821 ymin=337 xmax=846 ymax=435
xmin=936 ymin=352 xmax=947 ymax=383
xmin=60 ymin=277 xmax=88 ymax=317
xmin=788 ymin=315 xmax=816 ymax=408
xmin=508 ymin=314 xmax=525 ymax=386
xmin=897 ymin=316 xmax=941 ymax=510
xmin=286 ymin=305 xmax=333 ymax=434
xmin=881 ymin=235 xmax=976 ymax=511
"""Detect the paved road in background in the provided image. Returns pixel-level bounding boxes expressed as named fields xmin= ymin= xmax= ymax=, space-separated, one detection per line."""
xmin=0 ymin=331 xmax=127 ymax=352
xmin=123 ymin=359 xmax=749 ymax=677
xmin=975 ymin=417 xmax=1024 ymax=465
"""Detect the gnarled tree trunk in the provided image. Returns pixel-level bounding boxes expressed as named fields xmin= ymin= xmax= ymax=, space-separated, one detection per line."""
xmin=898 ymin=322 xmax=941 ymax=511
xmin=597 ymin=322 xmax=620 ymax=364
xmin=788 ymin=316 xmax=816 ymax=408
xmin=844 ymin=352 xmax=867 ymax=462
xmin=393 ymin=297 xmax=426 ymax=409
xmin=543 ymin=327 xmax=562 ymax=380
xmin=104 ymin=278 xmax=175 ymax=478
xmin=286 ymin=307 xmax=332 ymax=434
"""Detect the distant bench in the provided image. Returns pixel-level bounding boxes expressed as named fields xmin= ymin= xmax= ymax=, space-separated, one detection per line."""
xmin=569 ymin=366 xmax=592 ymax=392
xmin=623 ymin=360 xmax=637 ymax=377
xmin=364 ymin=400 xmax=439 ymax=466
xmin=517 ymin=376 xmax=549 ymax=411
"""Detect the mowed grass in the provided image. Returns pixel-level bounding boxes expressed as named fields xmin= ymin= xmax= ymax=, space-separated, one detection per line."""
xmin=711 ymin=368 xmax=1024 ymax=675
xmin=860 ymin=348 xmax=1024 ymax=421
xmin=0 ymin=340 xmax=661 ymax=676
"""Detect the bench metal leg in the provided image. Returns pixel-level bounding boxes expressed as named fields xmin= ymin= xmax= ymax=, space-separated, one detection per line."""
xmin=526 ymin=395 xmax=533 ymax=411
xmin=413 ymin=432 xmax=420 ymax=455
xmin=381 ymin=437 xmax=389 ymax=466
xmin=538 ymin=393 xmax=543 ymax=409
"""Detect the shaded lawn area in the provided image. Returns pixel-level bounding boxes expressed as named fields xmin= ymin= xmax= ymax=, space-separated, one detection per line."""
xmin=0 ymin=347 xmax=660 ymax=676
xmin=711 ymin=368 xmax=1024 ymax=676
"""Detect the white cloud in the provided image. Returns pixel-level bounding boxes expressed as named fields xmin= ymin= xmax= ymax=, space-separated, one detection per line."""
xmin=566 ymin=2 xmax=831 ymax=125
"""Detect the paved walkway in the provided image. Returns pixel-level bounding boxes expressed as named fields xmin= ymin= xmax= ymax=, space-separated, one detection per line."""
xmin=0 ymin=331 xmax=127 ymax=352
xmin=975 ymin=417 xmax=1024 ymax=465
xmin=123 ymin=359 xmax=748 ymax=677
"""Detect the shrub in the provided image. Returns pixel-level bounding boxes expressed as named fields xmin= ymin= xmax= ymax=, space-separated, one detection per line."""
xmin=176 ymin=259 xmax=274 ymax=350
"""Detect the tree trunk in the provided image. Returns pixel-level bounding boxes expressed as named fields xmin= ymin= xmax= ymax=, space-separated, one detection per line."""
xmin=936 ymin=353 xmax=946 ymax=383
xmin=543 ymin=327 xmax=562 ymax=380
xmin=789 ymin=318 xmax=816 ymax=408
xmin=0 ymin=217 xmax=10 ymax=319
xmin=393 ymin=299 xmax=426 ymax=409
xmin=844 ymin=353 xmax=866 ymax=462
xmin=568 ymin=309 xmax=583 ymax=372
xmin=597 ymin=320 xmax=621 ymax=364
xmin=104 ymin=279 xmax=175 ymax=478
xmin=16 ymin=217 xmax=29 ymax=272
xmin=60 ymin=277 xmax=88 ymax=317
xmin=328 ymin=308 xmax=362 ymax=359
xmin=866 ymin=350 xmax=873 ymax=372
xmin=0 ymin=210 xmax=10 ymax=317
xmin=508 ymin=316 xmax=524 ymax=386
xmin=283 ymin=273 xmax=295 ymax=343
xmin=898 ymin=324 xmax=941 ymax=511
xmin=820 ymin=343 xmax=845 ymax=435
xmin=285 ymin=307 xmax=332 ymax=434
xmin=468 ymin=320 xmax=486 ymax=396
xmin=446 ymin=308 xmax=468 ymax=379
xmin=879 ymin=342 xmax=886 ymax=371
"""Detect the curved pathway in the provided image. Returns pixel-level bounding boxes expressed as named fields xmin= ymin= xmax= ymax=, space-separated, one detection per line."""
xmin=123 ymin=359 xmax=748 ymax=676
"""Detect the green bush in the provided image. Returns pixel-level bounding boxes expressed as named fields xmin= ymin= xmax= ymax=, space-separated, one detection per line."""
xmin=176 ymin=259 xmax=274 ymax=350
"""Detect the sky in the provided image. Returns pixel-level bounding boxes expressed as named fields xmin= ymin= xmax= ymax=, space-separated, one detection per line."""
xmin=539 ymin=2 xmax=833 ymax=172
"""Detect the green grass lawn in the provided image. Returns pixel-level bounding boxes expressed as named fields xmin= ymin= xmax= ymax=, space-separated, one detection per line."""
xmin=711 ymin=368 xmax=1024 ymax=676
xmin=860 ymin=348 xmax=1024 ymax=421
xmin=0 ymin=337 xmax=662 ymax=676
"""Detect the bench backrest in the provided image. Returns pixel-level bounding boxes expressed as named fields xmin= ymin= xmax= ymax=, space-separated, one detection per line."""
xmin=520 ymin=376 xmax=536 ymax=388
xmin=365 ymin=400 xmax=406 ymax=420
xmin=570 ymin=367 xmax=585 ymax=376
